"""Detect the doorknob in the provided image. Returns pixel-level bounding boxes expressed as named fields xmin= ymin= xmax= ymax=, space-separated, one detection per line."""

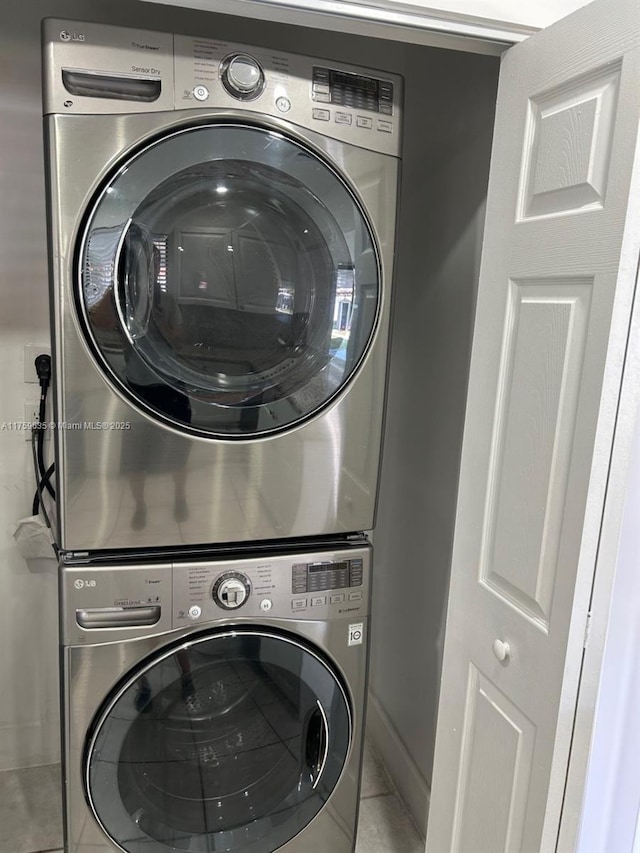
xmin=492 ymin=639 xmax=511 ymax=662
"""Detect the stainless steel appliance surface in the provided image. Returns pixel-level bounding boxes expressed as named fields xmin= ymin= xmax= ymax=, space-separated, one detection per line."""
xmin=61 ymin=541 xmax=371 ymax=853
xmin=43 ymin=19 xmax=402 ymax=553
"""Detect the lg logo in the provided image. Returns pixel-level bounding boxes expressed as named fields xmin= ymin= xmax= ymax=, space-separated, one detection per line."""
xmin=74 ymin=579 xmax=97 ymax=589
xmin=60 ymin=30 xmax=85 ymax=42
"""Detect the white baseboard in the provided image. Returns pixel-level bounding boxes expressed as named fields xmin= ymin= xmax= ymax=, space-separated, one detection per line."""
xmin=366 ymin=690 xmax=430 ymax=838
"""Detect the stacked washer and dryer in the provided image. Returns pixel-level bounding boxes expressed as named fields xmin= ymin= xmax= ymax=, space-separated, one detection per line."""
xmin=43 ymin=18 xmax=401 ymax=853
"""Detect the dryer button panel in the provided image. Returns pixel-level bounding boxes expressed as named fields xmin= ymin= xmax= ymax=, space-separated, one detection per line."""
xmin=172 ymin=34 xmax=402 ymax=158
xmin=312 ymin=66 xmax=393 ymax=115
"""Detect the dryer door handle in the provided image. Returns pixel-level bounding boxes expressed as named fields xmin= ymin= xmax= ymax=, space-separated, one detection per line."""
xmin=114 ymin=223 xmax=155 ymax=342
xmin=76 ymin=605 xmax=161 ymax=629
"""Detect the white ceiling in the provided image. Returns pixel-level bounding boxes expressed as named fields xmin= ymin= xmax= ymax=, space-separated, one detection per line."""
xmin=401 ymin=0 xmax=594 ymax=28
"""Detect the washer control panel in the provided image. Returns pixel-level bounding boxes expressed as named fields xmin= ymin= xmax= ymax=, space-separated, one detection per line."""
xmin=172 ymin=544 xmax=370 ymax=627
xmin=60 ymin=546 xmax=370 ymax=645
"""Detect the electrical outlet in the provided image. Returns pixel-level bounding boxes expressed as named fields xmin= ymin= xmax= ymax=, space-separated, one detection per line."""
xmin=24 ymin=403 xmax=50 ymax=440
xmin=24 ymin=344 xmax=51 ymax=383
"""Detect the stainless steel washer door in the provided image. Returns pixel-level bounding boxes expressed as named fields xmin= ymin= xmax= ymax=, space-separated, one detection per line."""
xmin=85 ymin=628 xmax=352 ymax=852
xmin=79 ymin=122 xmax=380 ymax=438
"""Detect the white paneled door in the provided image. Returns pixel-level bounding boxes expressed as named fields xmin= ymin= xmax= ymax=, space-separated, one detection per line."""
xmin=426 ymin=0 xmax=640 ymax=851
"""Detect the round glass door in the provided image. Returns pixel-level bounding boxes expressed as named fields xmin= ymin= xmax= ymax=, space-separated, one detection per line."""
xmin=79 ymin=123 xmax=380 ymax=437
xmin=85 ymin=629 xmax=351 ymax=853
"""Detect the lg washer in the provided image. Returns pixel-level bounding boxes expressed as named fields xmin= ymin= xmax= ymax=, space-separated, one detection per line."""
xmin=60 ymin=542 xmax=371 ymax=852
xmin=42 ymin=20 xmax=402 ymax=554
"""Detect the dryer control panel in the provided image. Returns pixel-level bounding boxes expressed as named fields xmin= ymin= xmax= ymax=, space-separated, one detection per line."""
xmin=42 ymin=19 xmax=402 ymax=157
xmin=172 ymin=34 xmax=402 ymax=156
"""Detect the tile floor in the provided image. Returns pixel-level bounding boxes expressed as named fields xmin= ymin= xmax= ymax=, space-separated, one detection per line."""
xmin=0 ymin=742 xmax=424 ymax=853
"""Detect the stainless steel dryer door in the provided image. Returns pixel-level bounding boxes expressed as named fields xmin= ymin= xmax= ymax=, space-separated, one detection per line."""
xmin=79 ymin=122 xmax=380 ymax=438
xmin=85 ymin=628 xmax=352 ymax=852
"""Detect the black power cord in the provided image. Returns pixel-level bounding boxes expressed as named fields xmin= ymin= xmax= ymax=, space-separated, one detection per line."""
xmin=32 ymin=462 xmax=55 ymax=516
xmin=30 ymin=432 xmax=58 ymax=559
xmin=32 ymin=353 xmax=56 ymax=515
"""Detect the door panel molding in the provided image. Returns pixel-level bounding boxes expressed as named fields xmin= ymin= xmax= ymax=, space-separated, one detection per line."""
xmin=452 ymin=665 xmax=536 ymax=853
xmin=480 ymin=278 xmax=593 ymax=631
xmin=517 ymin=62 xmax=622 ymax=222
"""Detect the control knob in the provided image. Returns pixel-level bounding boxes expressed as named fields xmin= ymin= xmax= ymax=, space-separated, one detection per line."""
xmin=221 ymin=53 xmax=265 ymax=100
xmin=213 ymin=572 xmax=251 ymax=610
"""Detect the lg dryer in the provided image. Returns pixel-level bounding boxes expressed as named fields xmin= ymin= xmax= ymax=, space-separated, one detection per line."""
xmin=60 ymin=542 xmax=371 ymax=852
xmin=43 ymin=20 xmax=402 ymax=553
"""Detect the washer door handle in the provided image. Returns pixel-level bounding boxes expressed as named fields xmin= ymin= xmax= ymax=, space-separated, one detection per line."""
xmin=305 ymin=700 xmax=329 ymax=790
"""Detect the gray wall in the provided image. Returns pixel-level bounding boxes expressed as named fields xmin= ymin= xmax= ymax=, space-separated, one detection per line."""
xmin=0 ymin=0 xmax=498 ymax=826
xmin=370 ymin=47 xmax=498 ymax=826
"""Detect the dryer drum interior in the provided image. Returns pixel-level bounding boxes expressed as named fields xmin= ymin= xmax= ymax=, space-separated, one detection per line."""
xmin=85 ymin=629 xmax=352 ymax=852
xmin=79 ymin=123 xmax=381 ymax=438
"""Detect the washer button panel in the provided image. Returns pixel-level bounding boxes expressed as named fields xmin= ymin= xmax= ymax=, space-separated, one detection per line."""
xmin=193 ymin=84 xmax=209 ymax=101
xmin=172 ymin=548 xmax=369 ymax=627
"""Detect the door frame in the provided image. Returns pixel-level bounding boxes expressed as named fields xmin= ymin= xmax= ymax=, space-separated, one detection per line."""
xmin=558 ymin=253 xmax=640 ymax=849
xmin=140 ymin=0 xmax=533 ymax=55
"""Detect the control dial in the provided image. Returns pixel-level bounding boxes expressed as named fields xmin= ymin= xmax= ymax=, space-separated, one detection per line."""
xmin=220 ymin=53 xmax=265 ymax=100
xmin=212 ymin=572 xmax=251 ymax=610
